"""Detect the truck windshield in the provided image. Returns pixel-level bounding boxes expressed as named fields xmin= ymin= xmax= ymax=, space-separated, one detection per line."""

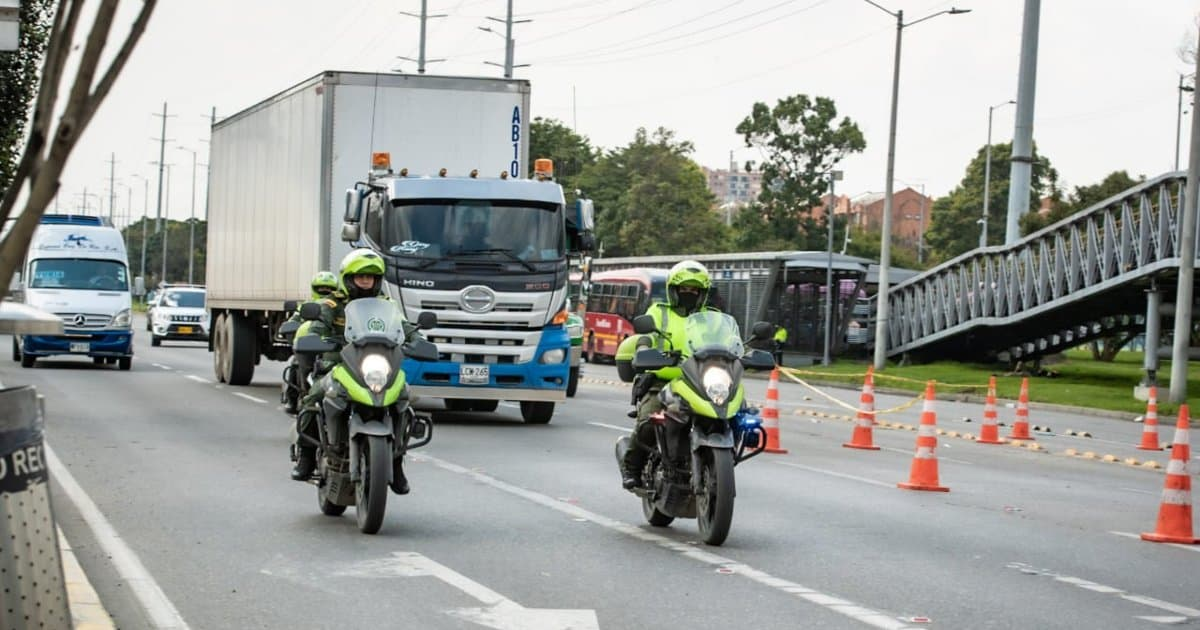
xmin=29 ymin=258 xmax=128 ymax=291
xmin=382 ymin=199 xmax=563 ymax=263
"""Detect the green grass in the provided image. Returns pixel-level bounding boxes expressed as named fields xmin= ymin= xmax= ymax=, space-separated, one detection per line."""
xmin=786 ymin=349 xmax=1199 ymax=417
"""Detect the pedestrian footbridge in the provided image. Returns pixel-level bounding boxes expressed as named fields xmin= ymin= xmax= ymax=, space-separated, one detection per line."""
xmin=884 ymin=172 xmax=1191 ymax=362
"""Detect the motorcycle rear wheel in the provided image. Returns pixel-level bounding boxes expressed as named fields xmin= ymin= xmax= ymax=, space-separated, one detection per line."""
xmin=355 ymin=435 xmax=390 ymax=534
xmin=641 ymin=460 xmax=674 ymax=527
xmin=696 ymin=448 xmax=735 ymax=546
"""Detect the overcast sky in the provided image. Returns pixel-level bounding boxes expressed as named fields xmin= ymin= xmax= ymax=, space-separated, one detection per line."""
xmin=47 ymin=0 xmax=1200 ymax=225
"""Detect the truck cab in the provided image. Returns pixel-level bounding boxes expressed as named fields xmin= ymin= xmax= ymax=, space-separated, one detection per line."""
xmin=12 ymin=215 xmax=134 ymax=370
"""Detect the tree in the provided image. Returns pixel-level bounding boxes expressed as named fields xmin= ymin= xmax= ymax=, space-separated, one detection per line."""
xmin=529 ymin=117 xmax=596 ymax=202
xmin=1021 ymin=170 xmax=1144 ymax=233
xmin=575 ymin=127 xmax=727 ymax=257
xmin=0 ymin=0 xmax=158 ymax=303
xmin=924 ymin=142 xmax=1058 ymax=262
xmin=123 ymin=217 xmax=207 ymax=287
xmin=735 ymin=94 xmax=865 ymax=250
xmin=0 ymin=0 xmax=55 ymax=196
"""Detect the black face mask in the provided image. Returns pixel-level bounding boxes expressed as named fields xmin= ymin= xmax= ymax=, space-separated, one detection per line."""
xmin=676 ymin=290 xmax=700 ymax=311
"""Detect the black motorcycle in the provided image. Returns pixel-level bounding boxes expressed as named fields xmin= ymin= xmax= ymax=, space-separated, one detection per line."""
xmin=614 ymin=312 xmax=776 ymax=546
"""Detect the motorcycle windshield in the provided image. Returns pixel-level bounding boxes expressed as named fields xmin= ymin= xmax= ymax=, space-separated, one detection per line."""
xmin=683 ymin=311 xmax=744 ymax=358
xmin=342 ymin=298 xmax=408 ymax=345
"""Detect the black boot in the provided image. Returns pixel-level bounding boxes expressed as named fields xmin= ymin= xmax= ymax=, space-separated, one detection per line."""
xmin=390 ymin=459 xmax=410 ymax=495
xmin=291 ymin=446 xmax=316 ymax=481
xmin=621 ymin=446 xmax=647 ymax=490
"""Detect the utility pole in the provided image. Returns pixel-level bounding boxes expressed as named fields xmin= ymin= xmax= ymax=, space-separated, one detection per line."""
xmin=1004 ymin=0 xmax=1040 ymax=245
xmin=131 ymin=174 xmax=149 ymax=282
xmin=824 ymin=170 xmax=843 ymax=366
xmin=1169 ymin=32 xmax=1200 ymax=404
xmin=398 ymin=0 xmax=446 ymax=73
xmin=106 ymin=153 xmax=117 ymax=224
xmin=1177 ymin=73 xmax=1195 ymax=172
xmin=482 ymin=0 xmax=531 ymax=78
xmin=178 ymin=146 xmax=198 ymax=284
xmin=151 ymin=102 xmax=174 ymax=233
xmin=981 ymin=100 xmax=1016 ymax=248
xmin=160 ymin=165 xmax=171 ymax=284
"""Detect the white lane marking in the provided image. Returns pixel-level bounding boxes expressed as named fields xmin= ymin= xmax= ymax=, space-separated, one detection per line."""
xmin=1117 ymin=487 xmax=1156 ymax=495
xmin=1007 ymin=562 xmax=1200 ymax=617
xmin=233 ymin=392 xmax=268 ymax=404
xmin=588 ymin=422 xmax=630 ymax=433
xmin=1110 ymin=531 xmax=1200 ymax=554
xmin=185 ymin=375 xmax=210 ymax=384
xmin=414 ymin=453 xmax=918 ymax=630
xmin=773 ymin=461 xmax=895 ymax=489
xmin=46 ymin=445 xmax=190 ymax=629
xmin=152 ymin=363 xmax=172 ymax=370
xmin=333 ymin=551 xmax=599 ymax=629
xmin=1136 ymin=616 xmax=1189 ymax=624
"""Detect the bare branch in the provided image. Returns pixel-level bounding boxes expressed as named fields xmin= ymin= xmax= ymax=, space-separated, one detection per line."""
xmin=80 ymin=0 xmax=157 ymax=131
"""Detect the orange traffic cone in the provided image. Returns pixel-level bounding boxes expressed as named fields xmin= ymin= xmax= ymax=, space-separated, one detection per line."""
xmin=1007 ymin=377 xmax=1035 ymax=441
xmin=1141 ymin=404 xmax=1199 ymax=544
xmin=762 ymin=368 xmax=788 ymax=454
xmin=844 ymin=367 xmax=880 ymax=450
xmin=898 ymin=381 xmax=949 ymax=492
xmin=1137 ymin=386 xmax=1162 ymax=451
xmin=977 ymin=375 xmax=1005 ymax=444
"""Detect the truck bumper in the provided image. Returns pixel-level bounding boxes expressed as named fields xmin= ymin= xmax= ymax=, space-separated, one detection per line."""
xmin=21 ymin=331 xmax=133 ymax=358
xmin=403 ymin=326 xmax=570 ymax=402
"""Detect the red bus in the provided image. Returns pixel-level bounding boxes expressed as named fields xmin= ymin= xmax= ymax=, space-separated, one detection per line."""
xmin=583 ymin=267 xmax=668 ymax=362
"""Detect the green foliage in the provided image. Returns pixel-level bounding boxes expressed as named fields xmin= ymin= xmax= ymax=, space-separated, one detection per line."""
xmin=1021 ymin=170 xmax=1145 ymax=234
xmin=925 ymin=142 xmax=1058 ymax=261
xmin=123 ymin=218 xmax=207 ymax=286
xmin=528 ymin=117 xmax=597 ymax=203
xmin=576 ymin=127 xmax=727 ymax=257
xmin=843 ymin=226 xmax=919 ymax=270
xmin=734 ymin=94 xmax=865 ymax=250
xmin=0 ymin=0 xmax=55 ymax=196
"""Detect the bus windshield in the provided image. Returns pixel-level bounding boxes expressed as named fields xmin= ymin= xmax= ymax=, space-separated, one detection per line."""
xmin=379 ymin=199 xmax=564 ymax=263
xmin=29 ymin=258 xmax=128 ymax=291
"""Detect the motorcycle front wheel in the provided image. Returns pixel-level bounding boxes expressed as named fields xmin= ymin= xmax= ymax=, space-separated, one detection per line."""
xmin=696 ymin=448 xmax=735 ymax=546
xmin=355 ymin=435 xmax=391 ymax=534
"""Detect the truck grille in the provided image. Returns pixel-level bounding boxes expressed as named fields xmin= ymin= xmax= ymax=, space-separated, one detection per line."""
xmin=420 ymin=299 xmax=534 ymax=313
xmin=56 ymin=313 xmax=110 ymax=330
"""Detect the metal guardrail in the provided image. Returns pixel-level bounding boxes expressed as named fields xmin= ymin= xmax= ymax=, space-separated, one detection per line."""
xmin=0 ymin=386 xmax=72 ymax=630
xmin=886 ymin=172 xmax=1188 ymax=361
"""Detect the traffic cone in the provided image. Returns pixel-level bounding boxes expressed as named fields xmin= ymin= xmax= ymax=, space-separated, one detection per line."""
xmin=762 ymin=368 xmax=788 ymax=454
xmin=1137 ymin=386 xmax=1162 ymax=451
xmin=1141 ymin=404 xmax=1199 ymax=544
xmin=977 ymin=375 xmax=1005 ymax=444
xmin=844 ymin=367 xmax=880 ymax=450
xmin=1007 ymin=377 xmax=1035 ymax=441
xmin=898 ymin=381 xmax=949 ymax=492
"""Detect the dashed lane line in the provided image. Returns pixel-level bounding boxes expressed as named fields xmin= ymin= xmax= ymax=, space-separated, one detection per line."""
xmin=185 ymin=375 xmax=210 ymax=384
xmin=773 ymin=461 xmax=896 ymax=490
xmin=588 ymin=421 xmax=631 ymax=433
xmin=152 ymin=363 xmax=172 ymax=370
xmin=1007 ymin=562 xmax=1200 ymax=618
xmin=1109 ymin=531 xmax=1200 ymax=554
xmin=232 ymin=392 xmax=268 ymax=404
xmin=414 ymin=452 xmax=922 ymax=630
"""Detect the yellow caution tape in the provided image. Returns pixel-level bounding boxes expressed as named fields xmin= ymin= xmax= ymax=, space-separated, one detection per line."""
xmin=777 ymin=368 xmax=925 ymax=415
xmin=779 ymin=367 xmax=986 ymax=392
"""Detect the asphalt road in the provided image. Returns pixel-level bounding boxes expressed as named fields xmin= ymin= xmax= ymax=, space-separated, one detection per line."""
xmin=2 ymin=323 xmax=1198 ymax=629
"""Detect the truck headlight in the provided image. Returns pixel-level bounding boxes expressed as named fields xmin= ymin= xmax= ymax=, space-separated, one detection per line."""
xmin=111 ymin=309 xmax=131 ymax=328
xmin=702 ymin=366 xmax=732 ymax=405
xmin=361 ymin=353 xmax=391 ymax=393
xmin=541 ymin=348 xmax=565 ymax=364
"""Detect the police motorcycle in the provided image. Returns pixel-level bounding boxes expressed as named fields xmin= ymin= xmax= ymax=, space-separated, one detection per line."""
xmin=614 ymin=312 xmax=776 ymax=546
xmin=293 ymin=297 xmax=439 ymax=534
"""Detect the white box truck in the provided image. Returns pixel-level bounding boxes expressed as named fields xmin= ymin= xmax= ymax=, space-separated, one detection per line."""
xmin=206 ymin=71 xmax=593 ymax=424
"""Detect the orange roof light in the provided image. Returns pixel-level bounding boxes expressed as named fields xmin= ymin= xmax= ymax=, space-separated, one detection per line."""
xmin=371 ymin=152 xmax=391 ymax=172
xmin=533 ymin=158 xmax=554 ymax=181
xmin=438 ymin=168 xmax=448 ymax=177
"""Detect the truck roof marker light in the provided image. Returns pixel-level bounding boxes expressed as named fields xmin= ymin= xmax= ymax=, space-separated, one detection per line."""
xmin=533 ymin=158 xmax=554 ymax=181
xmin=371 ymin=152 xmax=391 ymax=174
xmin=399 ymin=168 xmax=408 ymax=177
xmin=470 ymin=169 xmax=478 ymax=178
xmin=438 ymin=168 xmax=447 ymax=177
xmin=500 ymin=171 xmax=509 ymax=179
xmin=552 ymin=309 xmax=569 ymax=325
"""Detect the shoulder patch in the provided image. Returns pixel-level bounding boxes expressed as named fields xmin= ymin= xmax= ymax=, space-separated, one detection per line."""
xmin=322 ymin=299 xmax=338 ymax=308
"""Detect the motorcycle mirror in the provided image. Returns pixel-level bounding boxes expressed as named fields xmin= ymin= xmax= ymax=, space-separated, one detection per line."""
xmin=632 ymin=314 xmax=658 ymax=335
xmin=740 ymin=349 xmax=777 ymax=371
xmin=631 ymin=348 xmax=674 ymax=371
xmin=750 ymin=321 xmax=774 ymax=341
xmin=405 ymin=338 xmax=440 ymax=362
xmin=279 ymin=320 xmax=301 ymax=337
xmin=299 ymin=302 xmax=322 ymax=321
xmin=283 ymin=300 xmax=298 ymax=312
xmin=417 ymin=311 xmax=438 ymax=330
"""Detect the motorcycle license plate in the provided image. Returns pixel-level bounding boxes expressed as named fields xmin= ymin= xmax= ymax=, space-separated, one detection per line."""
xmin=460 ymin=364 xmax=489 ymax=385
xmin=177 ymin=326 xmax=193 ymax=334
xmin=69 ymin=342 xmax=89 ymax=353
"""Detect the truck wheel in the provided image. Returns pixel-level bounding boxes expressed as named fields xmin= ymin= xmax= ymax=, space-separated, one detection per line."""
xmin=151 ymin=335 xmax=162 ymax=347
xmin=118 ymin=356 xmax=132 ymax=371
xmin=21 ymin=353 xmax=35 ymax=368
xmin=520 ymin=401 xmax=554 ymax=424
xmin=11 ymin=337 xmax=20 ymax=362
xmin=212 ymin=313 xmax=228 ymax=382
xmin=225 ymin=312 xmax=257 ymax=386
xmin=566 ymin=366 xmax=579 ymax=397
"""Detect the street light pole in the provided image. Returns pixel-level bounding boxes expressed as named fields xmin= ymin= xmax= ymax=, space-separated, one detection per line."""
xmin=863 ymin=0 xmax=971 ymax=371
xmin=1177 ymin=73 xmax=1195 ymax=172
xmin=178 ymin=146 xmax=198 ymax=284
xmin=160 ymin=165 xmax=171 ymax=284
xmin=981 ymin=99 xmax=1016 ymax=248
xmin=131 ymin=174 xmax=149 ymax=283
xmin=824 ymin=170 xmax=843 ymax=366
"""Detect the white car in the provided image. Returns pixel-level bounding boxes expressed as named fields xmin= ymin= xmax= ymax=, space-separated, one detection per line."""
xmin=149 ymin=287 xmax=209 ymax=346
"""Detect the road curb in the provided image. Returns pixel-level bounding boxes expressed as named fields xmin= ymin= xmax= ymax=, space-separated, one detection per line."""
xmin=58 ymin=527 xmax=116 ymax=630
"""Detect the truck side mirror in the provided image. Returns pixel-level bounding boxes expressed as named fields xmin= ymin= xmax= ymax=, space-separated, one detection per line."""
xmin=417 ymin=311 xmax=438 ymax=330
xmin=344 ymin=188 xmax=363 ymax=223
xmin=341 ymin=223 xmax=361 ymax=242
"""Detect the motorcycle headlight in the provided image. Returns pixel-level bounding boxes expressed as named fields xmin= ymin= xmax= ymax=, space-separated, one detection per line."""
xmin=541 ymin=348 xmax=566 ymax=364
xmin=360 ymin=353 xmax=392 ymax=393
xmin=702 ymin=366 xmax=733 ymax=405
xmin=111 ymin=309 xmax=131 ymax=328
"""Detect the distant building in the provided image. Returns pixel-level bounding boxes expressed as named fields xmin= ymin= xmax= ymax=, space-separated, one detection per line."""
xmin=848 ymin=187 xmax=934 ymax=245
xmin=702 ymin=163 xmax=763 ymax=208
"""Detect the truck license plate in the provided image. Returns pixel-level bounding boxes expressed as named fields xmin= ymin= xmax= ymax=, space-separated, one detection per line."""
xmin=460 ymin=365 xmax=489 ymax=385
xmin=69 ymin=342 xmax=89 ymax=353
xmin=177 ymin=326 xmax=193 ymax=334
